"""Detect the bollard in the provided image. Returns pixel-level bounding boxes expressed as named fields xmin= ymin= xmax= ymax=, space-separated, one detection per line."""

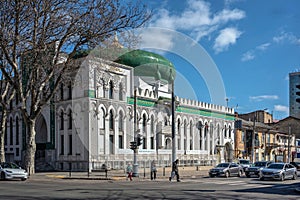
xmin=69 ymin=162 xmax=72 ymax=177
xmin=196 ymin=165 xmax=199 ymax=171
xmin=163 ymin=167 xmax=165 ymax=176
xmin=144 ymin=165 xmax=146 ymax=178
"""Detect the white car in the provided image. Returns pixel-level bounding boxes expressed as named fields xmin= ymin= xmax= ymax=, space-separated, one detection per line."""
xmin=0 ymin=162 xmax=28 ymax=181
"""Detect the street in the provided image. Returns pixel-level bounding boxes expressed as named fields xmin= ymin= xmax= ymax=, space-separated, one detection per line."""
xmin=0 ymin=174 xmax=299 ymax=200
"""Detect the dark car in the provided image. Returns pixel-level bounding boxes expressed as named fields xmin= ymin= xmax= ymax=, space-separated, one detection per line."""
xmin=238 ymin=159 xmax=251 ymax=171
xmin=209 ymin=162 xmax=243 ymax=178
xmin=244 ymin=161 xmax=273 ymax=178
xmin=290 ymin=162 xmax=300 ymax=171
xmin=259 ymin=163 xmax=297 ymax=181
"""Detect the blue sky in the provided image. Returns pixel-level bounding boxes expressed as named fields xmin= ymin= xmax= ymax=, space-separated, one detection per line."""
xmin=140 ymin=0 xmax=300 ymax=119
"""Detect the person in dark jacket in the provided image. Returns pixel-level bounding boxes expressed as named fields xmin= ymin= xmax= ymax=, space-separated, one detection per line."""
xmin=169 ymin=159 xmax=180 ymax=182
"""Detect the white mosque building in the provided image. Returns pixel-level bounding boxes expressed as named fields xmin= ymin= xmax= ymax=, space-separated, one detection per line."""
xmin=5 ymin=40 xmax=235 ymax=171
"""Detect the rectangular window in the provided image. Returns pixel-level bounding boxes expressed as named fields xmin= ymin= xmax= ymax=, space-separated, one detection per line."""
xmin=150 ymin=137 xmax=154 ymax=149
xmin=68 ymin=83 xmax=72 ymax=100
xmin=60 ymin=135 xmax=64 ymax=155
xmin=109 ymin=135 xmax=114 ymax=154
xmin=16 ymin=148 xmax=19 ymax=157
xmin=143 ymin=138 xmax=146 ymax=149
xmin=118 ymin=135 xmax=123 ymax=149
xmin=68 ymin=112 xmax=72 ymax=130
xmin=68 ymin=134 xmax=72 ymax=155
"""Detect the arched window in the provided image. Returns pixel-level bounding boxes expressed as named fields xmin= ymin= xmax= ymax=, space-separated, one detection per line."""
xmin=177 ymin=119 xmax=181 ymax=135
xmin=119 ymin=83 xmax=123 ymax=100
xmin=119 ymin=111 xmax=123 ymax=131
xmin=198 ymin=121 xmax=203 ymax=150
xmin=68 ymin=110 xmax=72 ymax=129
xmin=16 ymin=117 xmax=19 ymax=145
xmin=224 ymin=125 xmax=227 ymax=138
xmin=10 ymin=117 xmax=13 ymax=145
xmin=109 ymin=80 xmax=114 ymax=99
xmin=150 ymin=115 xmax=154 ymax=134
xmin=184 ymin=120 xmax=187 ymax=150
xmin=228 ymin=125 xmax=232 ymax=138
xmin=142 ymin=113 xmax=147 ymax=133
xmin=164 ymin=117 xmax=168 ymax=126
xmin=60 ymin=110 xmax=64 ymax=130
xmin=100 ymin=107 xmax=105 ymax=129
xmin=109 ymin=110 xmax=114 ymax=130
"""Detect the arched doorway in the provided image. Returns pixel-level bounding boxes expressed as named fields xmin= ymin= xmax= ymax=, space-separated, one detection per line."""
xmin=224 ymin=142 xmax=233 ymax=162
xmin=35 ymin=114 xmax=48 ymax=170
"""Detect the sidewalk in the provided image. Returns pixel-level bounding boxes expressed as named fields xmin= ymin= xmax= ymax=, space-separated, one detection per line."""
xmin=30 ymin=166 xmax=212 ymax=181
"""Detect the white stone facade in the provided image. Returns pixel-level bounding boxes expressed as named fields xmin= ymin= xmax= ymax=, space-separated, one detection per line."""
xmin=5 ymin=56 xmax=235 ymax=171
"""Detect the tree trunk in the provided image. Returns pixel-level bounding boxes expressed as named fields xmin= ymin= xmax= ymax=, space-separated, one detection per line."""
xmin=0 ymin=109 xmax=7 ymax=163
xmin=24 ymin=119 xmax=36 ymax=175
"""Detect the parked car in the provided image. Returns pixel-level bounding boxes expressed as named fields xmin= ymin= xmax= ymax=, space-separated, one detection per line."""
xmin=259 ymin=162 xmax=297 ymax=181
xmin=238 ymin=159 xmax=251 ymax=171
xmin=0 ymin=162 xmax=28 ymax=181
xmin=209 ymin=162 xmax=243 ymax=178
xmin=244 ymin=161 xmax=273 ymax=178
xmin=290 ymin=162 xmax=300 ymax=171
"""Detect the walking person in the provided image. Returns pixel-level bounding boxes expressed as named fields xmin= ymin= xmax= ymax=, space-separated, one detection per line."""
xmin=126 ymin=163 xmax=133 ymax=181
xmin=169 ymin=159 xmax=180 ymax=182
xmin=150 ymin=160 xmax=157 ymax=180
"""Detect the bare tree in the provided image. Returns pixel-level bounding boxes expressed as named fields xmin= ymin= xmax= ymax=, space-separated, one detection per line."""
xmin=0 ymin=0 xmax=151 ymax=174
xmin=0 ymin=77 xmax=15 ymax=163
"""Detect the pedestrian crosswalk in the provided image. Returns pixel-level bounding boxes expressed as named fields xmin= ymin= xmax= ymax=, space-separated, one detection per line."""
xmin=186 ymin=178 xmax=297 ymax=189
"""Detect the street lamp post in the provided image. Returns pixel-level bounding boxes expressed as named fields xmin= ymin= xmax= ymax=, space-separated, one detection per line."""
xmin=171 ymin=79 xmax=176 ymax=163
xmin=133 ymin=88 xmax=139 ymax=177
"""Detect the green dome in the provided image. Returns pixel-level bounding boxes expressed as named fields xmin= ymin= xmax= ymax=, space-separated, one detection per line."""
xmin=115 ymin=50 xmax=176 ymax=83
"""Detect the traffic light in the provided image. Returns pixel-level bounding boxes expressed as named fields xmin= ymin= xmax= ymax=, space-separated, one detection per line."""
xmin=137 ymin=134 xmax=143 ymax=146
xmin=130 ymin=141 xmax=137 ymax=150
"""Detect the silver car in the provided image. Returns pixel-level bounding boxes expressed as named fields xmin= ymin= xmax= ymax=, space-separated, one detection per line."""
xmin=209 ymin=162 xmax=243 ymax=178
xmin=0 ymin=162 xmax=28 ymax=181
xmin=259 ymin=163 xmax=297 ymax=181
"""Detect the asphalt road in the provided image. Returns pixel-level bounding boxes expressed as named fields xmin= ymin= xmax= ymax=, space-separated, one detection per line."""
xmin=0 ymin=175 xmax=299 ymax=200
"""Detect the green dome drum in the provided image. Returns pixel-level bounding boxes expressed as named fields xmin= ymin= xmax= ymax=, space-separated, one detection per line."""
xmin=116 ymin=50 xmax=176 ymax=84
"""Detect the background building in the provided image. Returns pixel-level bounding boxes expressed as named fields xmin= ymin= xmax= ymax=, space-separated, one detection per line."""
xmin=289 ymin=71 xmax=300 ymax=119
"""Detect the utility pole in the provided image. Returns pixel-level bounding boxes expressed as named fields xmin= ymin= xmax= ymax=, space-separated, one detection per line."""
xmin=251 ymin=112 xmax=256 ymax=163
xmin=288 ymin=125 xmax=291 ymax=163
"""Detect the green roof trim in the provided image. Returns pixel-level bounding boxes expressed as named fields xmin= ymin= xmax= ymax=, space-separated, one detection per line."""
xmin=127 ymin=97 xmax=235 ymax=121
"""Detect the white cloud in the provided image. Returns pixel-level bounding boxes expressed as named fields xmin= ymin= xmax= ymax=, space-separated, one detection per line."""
xmin=213 ymin=27 xmax=242 ymax=53
xmin=149 ymin=0 xmax=245 ymax=49
xmin=273 ymin=31 xmax=300 ymax=45
xmin=241 ymin=43 xmax=271 ymax=62
xmin=274 ymin=105 xmax=289 ymax=113
xmin=140 ymin=28 xmax=174 ymax=51
xmin=256 ymin=43 xmax=271 ymax=51
xmin=241 ymin=51 xmax=255 ymax=62
xmin=211 ymin=9 xmax=245 ymax=25
xmin=249 ymin=95 xmax=279 ymax=102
